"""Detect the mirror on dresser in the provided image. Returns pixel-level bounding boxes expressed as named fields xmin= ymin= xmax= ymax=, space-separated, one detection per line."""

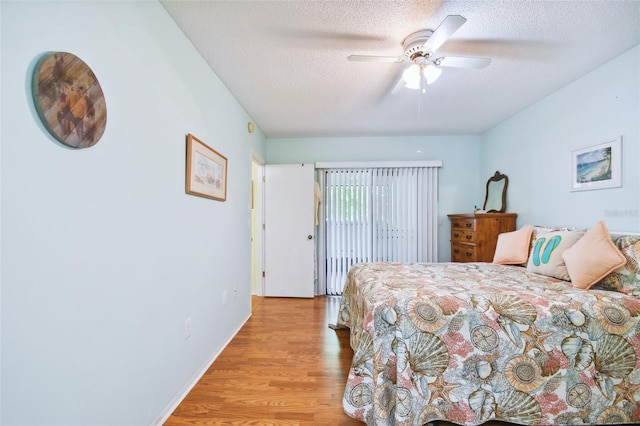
xmin=483 ymin=171 xmax=508 ymax=213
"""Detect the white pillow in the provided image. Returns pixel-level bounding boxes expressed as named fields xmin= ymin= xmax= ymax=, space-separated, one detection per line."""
xmin=526 ymin=230 xmax=585 ymax=281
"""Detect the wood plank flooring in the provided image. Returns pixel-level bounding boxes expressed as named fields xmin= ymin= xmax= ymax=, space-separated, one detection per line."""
xmin=164 ymin=296 xmax=509 ymax=426
xmin=164 ymin=296 xmax=360 ymax=425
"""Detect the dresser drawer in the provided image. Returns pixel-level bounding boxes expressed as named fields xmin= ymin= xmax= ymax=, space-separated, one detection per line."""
xmin=451 ymin=243 xmax=477 ymax=262
xmin=451 ymin=229 xmax=476 ymax=243
xmin=448 ymin=213 xmax=517 ymax=263
xmin=450 ymin=218 xmax=476 ymax=231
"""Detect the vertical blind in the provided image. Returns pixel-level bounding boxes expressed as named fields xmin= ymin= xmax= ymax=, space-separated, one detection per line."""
xmin=318 ymin=164 xmax=440 ymax=295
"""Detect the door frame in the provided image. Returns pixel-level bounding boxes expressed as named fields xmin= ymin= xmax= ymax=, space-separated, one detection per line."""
xmin=251 ymin=151 xmax=265 ymax=296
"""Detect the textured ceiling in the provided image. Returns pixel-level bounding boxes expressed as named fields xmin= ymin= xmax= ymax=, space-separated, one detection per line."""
xmin=161 ymin=0 xmax=640 ymax=138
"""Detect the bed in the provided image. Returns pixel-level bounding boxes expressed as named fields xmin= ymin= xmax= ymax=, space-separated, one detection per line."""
xmin=334 ymin=223 xmax=640 ymax=425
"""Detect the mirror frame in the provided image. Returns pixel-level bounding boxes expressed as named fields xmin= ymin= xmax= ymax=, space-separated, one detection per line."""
xmin=483 ymin=171 xmax=508 ymax=213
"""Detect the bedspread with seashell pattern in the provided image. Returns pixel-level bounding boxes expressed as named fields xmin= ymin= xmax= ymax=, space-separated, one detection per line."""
xmin=336 ymin=262 xmax=640 ymax=425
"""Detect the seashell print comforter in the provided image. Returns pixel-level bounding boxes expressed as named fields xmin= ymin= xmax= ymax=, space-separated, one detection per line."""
xmin=336 ymin=262 xmax=640 ymax=425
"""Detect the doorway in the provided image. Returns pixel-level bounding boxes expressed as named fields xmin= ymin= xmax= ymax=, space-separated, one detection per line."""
xmin=251 ymin=153 xmax=265 ymax=298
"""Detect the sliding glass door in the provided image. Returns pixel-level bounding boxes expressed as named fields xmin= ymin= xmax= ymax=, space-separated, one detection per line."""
xmin=318 ymin=164 xmax=440 ymax=295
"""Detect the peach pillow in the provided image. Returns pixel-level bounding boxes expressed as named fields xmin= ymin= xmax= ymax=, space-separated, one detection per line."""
xmin=493 ymin=226 xmax=533 ymax=264
xmin=562 ymin=221 xmax=626 ymax=289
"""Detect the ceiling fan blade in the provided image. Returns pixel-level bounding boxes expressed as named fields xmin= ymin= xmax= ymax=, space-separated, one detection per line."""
xmin=422 ymin=15 xmax=466 ymax=53
xmin=348 ymin=55 xmax=403 ymax=63
xmin=437 ymin=56 xmax=491 ymax=69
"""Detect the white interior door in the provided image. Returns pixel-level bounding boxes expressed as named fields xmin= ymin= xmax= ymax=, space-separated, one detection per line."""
xmin=264 ymin=164 xmax=315 ymax=298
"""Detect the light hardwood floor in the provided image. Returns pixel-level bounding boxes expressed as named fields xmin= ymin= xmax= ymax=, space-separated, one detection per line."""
xmin=164 ymin=296 xmax=509 ymax=426
xmin=164 ymin=296 xmax=360 ymax=425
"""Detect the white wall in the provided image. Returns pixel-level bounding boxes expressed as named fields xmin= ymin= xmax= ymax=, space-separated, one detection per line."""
xmin=1 ymin=1 xmax=265 ymax=424
xmin=481 ymin=45 xmax=640 ymax=232
xmin=267 ymin=135 xmax=482 ymax=261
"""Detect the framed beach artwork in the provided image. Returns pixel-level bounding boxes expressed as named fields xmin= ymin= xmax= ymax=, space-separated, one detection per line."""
xmin=570 ymin=136 xmax=621 ymax=192
xmin=186 ymin=134 xmax=228 ymax=201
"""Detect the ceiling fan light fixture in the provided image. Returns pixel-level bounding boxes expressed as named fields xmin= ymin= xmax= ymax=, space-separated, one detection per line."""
xmin=423 ymin=64 xmax=442 ymax=85
xmin=402 ymin=64 xmax=421 ymax=89
xmin=404 ymin=79 xmax=421 ymax=90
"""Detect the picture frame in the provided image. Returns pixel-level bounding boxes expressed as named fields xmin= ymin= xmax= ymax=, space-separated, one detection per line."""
xmin=186 ymin=134 xmax=228 ymax=201
xmin=570 ymin=136 xmax=621 ymax=192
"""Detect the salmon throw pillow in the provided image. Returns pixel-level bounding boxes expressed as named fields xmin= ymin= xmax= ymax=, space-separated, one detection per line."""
xmin=493 ymin=226 xmax=534 ymax=265
xmin=562 ymin=221 xmax=626 ymax=289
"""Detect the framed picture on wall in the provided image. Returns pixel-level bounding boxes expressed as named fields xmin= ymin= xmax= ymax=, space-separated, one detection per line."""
xmin=186 ymin=134 xmax=228 ymax=201
xmin=570 ymin=136 xmax=621 ymax=192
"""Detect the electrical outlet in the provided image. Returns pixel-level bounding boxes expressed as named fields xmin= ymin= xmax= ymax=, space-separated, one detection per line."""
xmin=184 ymin=317 xmax=192 ymax=339
xmin=223 ymin=290 xmax=228 ymax=306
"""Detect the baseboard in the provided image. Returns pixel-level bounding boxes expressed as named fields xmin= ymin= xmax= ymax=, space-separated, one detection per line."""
xmin=152 ymin=312 xmax=252 ymax=425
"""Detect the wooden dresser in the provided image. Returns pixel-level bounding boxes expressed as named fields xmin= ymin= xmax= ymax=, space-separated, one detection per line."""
xmin=448 ymin=213 xmax=517 ymax=262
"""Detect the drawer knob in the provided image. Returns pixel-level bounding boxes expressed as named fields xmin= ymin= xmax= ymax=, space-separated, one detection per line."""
xmin=466 ymin=223 xmax=472 ymax=228
xmin=466 ymin=235 xmax=472 ymax=239
xmin=453 ymin=232 xmax=459 ymax=238
xmin=454 ymin=248 xmax=459 ymax=254
xmin=466 ymin=252 xmax=472 ymax=257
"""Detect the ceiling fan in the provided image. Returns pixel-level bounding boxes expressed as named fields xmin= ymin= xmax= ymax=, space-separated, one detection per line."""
xmin=348 ymin=15 xmax=491 ymax=91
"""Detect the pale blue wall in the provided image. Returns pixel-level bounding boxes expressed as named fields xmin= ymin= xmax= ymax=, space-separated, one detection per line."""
xmin=1 ymin=1 xmax=265 ymax=424
xmin=267 ymin=135 xmax=482 ymax=260
xmin=267 ymin=45 xmax=640 ymax=258
xmin=481 ymin=45 xmax=640 ymax=232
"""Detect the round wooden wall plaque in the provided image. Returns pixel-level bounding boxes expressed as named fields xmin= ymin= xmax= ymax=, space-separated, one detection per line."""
xmin=33 ymin=52 xmax=107 ymax=149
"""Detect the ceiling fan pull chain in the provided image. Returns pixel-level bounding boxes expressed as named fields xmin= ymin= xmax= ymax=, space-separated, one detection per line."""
xmin=417 ymin=79 xmax=423 ymax=117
